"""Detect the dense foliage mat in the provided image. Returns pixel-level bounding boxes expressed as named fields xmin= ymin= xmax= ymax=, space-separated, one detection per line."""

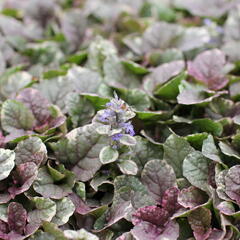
xmin=0 ymin=0 xmax=240 ymax=239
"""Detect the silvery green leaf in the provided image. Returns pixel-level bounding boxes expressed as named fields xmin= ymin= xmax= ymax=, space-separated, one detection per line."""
xmin=120 ymin=134 xmax=137 ymax=146
xmin=99 ymin=146 xmax=119 ymax=164
xmin=0 ymin=149 xmax=15 ymax=181
xmin=118 ymin=160 xmax=138 ymax=175
xmin=52 ymin=197 xmax=75 ymax=226
xmin=96 ymin=125 xmax=111 ymax=135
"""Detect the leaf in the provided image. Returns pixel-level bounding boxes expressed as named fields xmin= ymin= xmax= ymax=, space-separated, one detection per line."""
xmin=1 ymin=99 xmax=36 ymax=132
xmin=163 ymin=133 xmax=194 ymax=178
xmin=176 ymin=27 xmax=210 ymax=52
xmin=154 ymin=71 xmax=187 ymax=100
xmin=142 ymin=22 xmax=183 ymax=53
xmin=0 ymin=149 xmax=15 ymax=181
xmin=177 ymin=80 xmax=227 ymax=105
xmin=65 ymin=93 xmax=95 ymax=127
xmin=119 ymin=134 xmax=137 ymax=146
xmin=36 ymin=76 xmax=73 ymax=113
xmin=16 ymin=88 xmax=51 ymax=126
xmin=143 ymin=60 xmax=185 ymax=94
xmin=174 ymin=0 xmax=237 ymax=17
xmin=183 ymin=151 xmax=210 ymax=192
xmin=202 ymin=135 xmax=221 ymax=162
xmin=178 ymin=186 xmax=209 ymax=209
xmin=141 ymin=160 xmax=177 ymax=203
xmin=225 ymin=165 xmax=240 ymax=204
xmin=51 ymin=123 xmax=107 ymax=181
xmin=129 ymin=136 xmax=163 ymax=174
xmin=64 ymin=229 xmax=99 ymax=240
xmin=118 ymin=160 xmax=138 ymax=175
xmin=188 ymin=207 xmax=212 ymax=240
xmin=33 ymin=167 xmax=74 ymax=199
xmin=51 ymin=197 xmax=75 ymax=226
xmin=0 ymin=71 xmax=32 ymax=99
xmin=99 ymin=146 xmax=119 ymax=164
xmin=118 ymin=88 xmax=151 ymax=111
xmin=28 ymin=197 xmax=56 ymax=226
xmin=219 ymin=141 xmax=240 ymax=160
xmin=67 ymin=66 xmax=102 ymax=94
xmin=192 ymin=119 xmax=223 ymax=137
xmin=14 ymin=137 xmax=47 ymax=166
xmin=8 ymin=162 xmax=38 ymax=198
xmin=122 ymin=60 xmax=149 ymax=75
xmin=8 ymin=202 xmax=27 ymax=234
xmin=60 ymin=9 xmax=86 ymax=52
xmin=188 ymin=49 xmax=228 ymax=90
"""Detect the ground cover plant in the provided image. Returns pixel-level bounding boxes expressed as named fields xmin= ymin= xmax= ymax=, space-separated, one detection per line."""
xmin=0 ymin=0 xmax=240 ymax=239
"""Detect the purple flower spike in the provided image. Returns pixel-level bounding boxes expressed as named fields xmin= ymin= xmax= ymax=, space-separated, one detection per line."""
xmin=111 ymin=133 xmax=123 ymax=141
xmin=121 ymin=122 xmax=135 ymax=136
xmin=99 ymin=109 xmax=114 ymax=122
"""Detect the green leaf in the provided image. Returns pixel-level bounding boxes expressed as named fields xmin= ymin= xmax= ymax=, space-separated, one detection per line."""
xmin=51 ymin=123 xmax=107 ymax=181
xmin=15 ymin=137 xmax=47 ymax=166
xmin=192 ymin=119 xmax=223 ymax=137
xmin=163 ymin=134 xmax=194 ymax=178
xmin=1 ymin=99 xmax=36 ymax=132
xmin=183 ymin=151 xmax=210 ymax=192
xmin=122 ymin=60 xmax=149 ymax=75
xmin=118 ymin=160 xmax=138 ymax=175
xmin=28 ymin=197 xmax=56 ymax=225
xmin=75 ymin=182 xmax=86 ymax=200
xmin=0 ymin=149 xmax=15 ymax=181
xmin=52 ymin=197 xmax=75 ymax=226
xmin=99 ymin=146 xmax=119 ymax=164
xmin=154 ymin=71 xmax=187 ymax=100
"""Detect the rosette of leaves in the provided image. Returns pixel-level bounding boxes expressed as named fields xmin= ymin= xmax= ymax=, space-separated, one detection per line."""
xmin=95 ymin=94 xmax=138 ymax=175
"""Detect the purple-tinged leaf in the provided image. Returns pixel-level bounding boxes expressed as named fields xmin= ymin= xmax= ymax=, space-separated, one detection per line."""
xmin=8 ymin=202 xmax=27 ymax=234
xmin=225 ymin=165 xmax=240 ymax=204
xmin=69 ymin=193 xmax=92 ymax=215
xmin=143 ymin=60 xmax=185 ymax=94
xmin=174 ymin=0 xmax=237 ymax=18
xmin=188 ymin=207 xmax=212 ymax=240
xmin=0 ymin=220 xmax=8 ymax=234
xmin=157 ymin=220 xmax=179 ymax=240
xmin=132 ymin=206 xmax=169 ymax=227
xmin=131 ymin=222 xmax=163 ymax=240
xmin=177 ymin=80 xmax=227 ymax=105
xmin=8 ymin=162 xmax=38 ymax=198
xmin=188 ymin=49 xmax=228 ymax=90
xmin=51 ymin=123 xmax=107 ymax=182
xmin=216 ymin=201 xmax=235 ymax=215
xmin=16 ymin=88 xmax=51 ymax=126
xmin=161 ymin=187 xmax=181 ymax=215
xmin=14 ymin=137 xmax=47 ymax=166
xmin=141 ymin=160 xmax=177 ymax=203
xmin=178 ymin=186 xmax=209 ymax=209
